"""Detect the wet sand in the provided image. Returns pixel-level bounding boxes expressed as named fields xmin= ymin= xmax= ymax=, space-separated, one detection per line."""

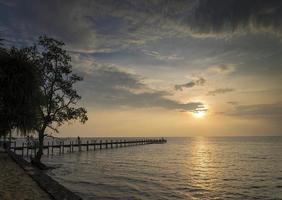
xmin=0 ymin=149 xmax=51 ymax=200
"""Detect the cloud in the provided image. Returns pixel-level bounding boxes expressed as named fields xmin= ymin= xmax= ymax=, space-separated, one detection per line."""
xmin=2 ymin=0 xmax=281 ymax=54
xmin=0 ymin=0 xmax=101 ymax=51
xmin=142 ymin=49 xmax=184 ymax=61
xmin=227 ymin=102 xmax=282 ymax=118
xmin=0 ymin=0 xmax=14 ymax=7
xmin=209 ymin=64 xmax=236 ymax=74
xmin=175 ymin=77 xmax=206 ymax=91
xmin=75 ymin=62 xmax=204 ymax=112
xmin=207 ymin=88 xmax=235 ymax=96
xmin=190 ymin=0 xmax=282 ymax=37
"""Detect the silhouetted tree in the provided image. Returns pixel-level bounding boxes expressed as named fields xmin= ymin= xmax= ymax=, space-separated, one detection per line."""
xmin=26 ymin=36 xmax=88 ymax=164
xmin=0 ymin=47 xmax=41 ymax=144
xmin=0 ymin=38 xmax=7 ymax=143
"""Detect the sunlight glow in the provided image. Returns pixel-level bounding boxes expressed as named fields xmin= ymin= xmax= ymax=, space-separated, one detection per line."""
xmin=192 ymin=110 xmax=206 ymax=119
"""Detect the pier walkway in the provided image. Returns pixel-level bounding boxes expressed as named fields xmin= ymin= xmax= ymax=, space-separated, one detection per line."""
xmin=9 ymin=138 xmax=167 ymax=157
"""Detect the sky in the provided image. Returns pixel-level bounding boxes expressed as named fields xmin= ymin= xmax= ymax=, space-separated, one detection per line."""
xmin=1 ymin=0 xmax=282 ymax=137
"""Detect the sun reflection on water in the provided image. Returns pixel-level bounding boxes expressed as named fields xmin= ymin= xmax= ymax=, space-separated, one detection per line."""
xmin=189 ymin=137 xmax=218 ymax=194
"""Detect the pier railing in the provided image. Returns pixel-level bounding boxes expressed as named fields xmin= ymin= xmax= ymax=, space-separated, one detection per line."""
xmin=9 ymin=138 xmax=167 ymax=157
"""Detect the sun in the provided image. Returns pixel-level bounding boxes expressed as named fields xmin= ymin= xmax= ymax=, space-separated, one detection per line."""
xmin=193 ymin=110 xmax=206 ymax=119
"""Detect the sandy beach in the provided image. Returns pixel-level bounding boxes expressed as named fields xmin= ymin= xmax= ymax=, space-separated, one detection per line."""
xmin=0 ymin=149 xmax=51 ymax=200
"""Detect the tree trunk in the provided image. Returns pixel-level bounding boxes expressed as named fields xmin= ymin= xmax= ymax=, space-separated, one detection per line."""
xmin=9 ymin=130 xmax=12 ymax=149
xmin=34 ymin=128 xmax=45 ymax=163
xmin=3 ymin=133 xmax=6 ymax=149
xmin=31 ymin=127 xmax=49 ymax=170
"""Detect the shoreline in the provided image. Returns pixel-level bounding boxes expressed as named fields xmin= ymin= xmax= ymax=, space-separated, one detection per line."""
xmin=0 ymin=148 xmax=51 ymax=200
xmin=1 ymin=148 xmax=82 ymax=200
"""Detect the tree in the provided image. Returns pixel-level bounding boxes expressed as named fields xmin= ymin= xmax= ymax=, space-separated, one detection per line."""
xmin=26 ymin=36 xmax=88 ymax=164
xmin=0 ymin=47 xmax=41 ymax=144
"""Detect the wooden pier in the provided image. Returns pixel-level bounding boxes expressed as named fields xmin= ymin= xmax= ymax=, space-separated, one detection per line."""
xmin=9 ymin=138 xmax=167 ymax=157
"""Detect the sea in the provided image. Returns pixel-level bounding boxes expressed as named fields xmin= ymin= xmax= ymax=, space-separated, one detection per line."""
xmin=40 ymin=137 xmax=282 ymax=200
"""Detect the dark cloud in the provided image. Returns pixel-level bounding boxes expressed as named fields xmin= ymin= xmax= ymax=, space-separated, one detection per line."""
xmin=227 ymin=103 xmax=282 ymax=118
xmin=2 ymin=0 xmax=281 ymax=54
xmin=1 ymin=0 xmax=100 ymax=51
xmin=210 ymin=64 xmax=236 ymax=74
xmin=76 ymin=64 xmax=204 ymax=111
xmin=0 ymin=0 xmax=190 ymax=51
xmin=216 ymin=64 xmax=231 ymax=72
xmin=190 ymin=0 xmax=282 ymax=36
xmin=207 ymin=88 xmax=235 ymax=96
xmin=175 ymin=77 xmax=206 ymax=91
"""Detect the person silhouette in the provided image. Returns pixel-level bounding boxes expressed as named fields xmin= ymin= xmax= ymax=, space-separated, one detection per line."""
xmin=77 ymin=136 xmax=81 ymax=151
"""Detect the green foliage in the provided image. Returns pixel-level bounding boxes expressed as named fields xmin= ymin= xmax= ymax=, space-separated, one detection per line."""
xmin=26 ymin=36 xmax=88 ymax=135
xmin=0 ymin=35 xmax=87 ymax=161
xmin=22 ymin=36 xmax=88 ymax=162
xmin=0 ymin=47 xmax=41 ymax=136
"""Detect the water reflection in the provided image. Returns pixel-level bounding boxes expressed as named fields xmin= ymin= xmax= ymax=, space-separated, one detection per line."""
xmin=43 ymin=137 xmax=282 ymax=200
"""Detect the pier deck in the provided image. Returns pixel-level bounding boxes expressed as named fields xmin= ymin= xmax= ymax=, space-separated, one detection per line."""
xmin=9 ymin=138 xmax=167 ymax=157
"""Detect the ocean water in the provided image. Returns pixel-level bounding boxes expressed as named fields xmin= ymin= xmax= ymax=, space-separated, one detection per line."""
xmin=42 ymin=137 xmax=282 ymax=200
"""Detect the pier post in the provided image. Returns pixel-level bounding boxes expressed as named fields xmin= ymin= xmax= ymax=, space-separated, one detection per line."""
xmin=106 ymin=140 xmax=108 ymax=149
xmin=111 ymin=140 xmax=113 ymax=148
xmin=94 ymin=140 xmax=96 ymax=151
xmin=79 ymin=140 xmax=81 ymax=152
xmin=47 ymin=142 xmax=49 ymax=156
xmin=87 ymin=140 xmax=89 ymax=151
xmin=14 ymin=141 xmax=16 ymax=152
xmin=100 ymin=140 xmax=102 ymax=150
xmin=26 ymin=143 xmax=29 ymax=158
xmin=62 ymin=141 xmax=64 ymax=154
xmin=59 ymin=142 xmax=62 ymax=154
xmin=22 ymin=142 xmax=24 ymax=157
xmin=51 ymin=141 xmax=54 ymax=155
xmin=34 ymin=143 xmax=36 ymax=157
